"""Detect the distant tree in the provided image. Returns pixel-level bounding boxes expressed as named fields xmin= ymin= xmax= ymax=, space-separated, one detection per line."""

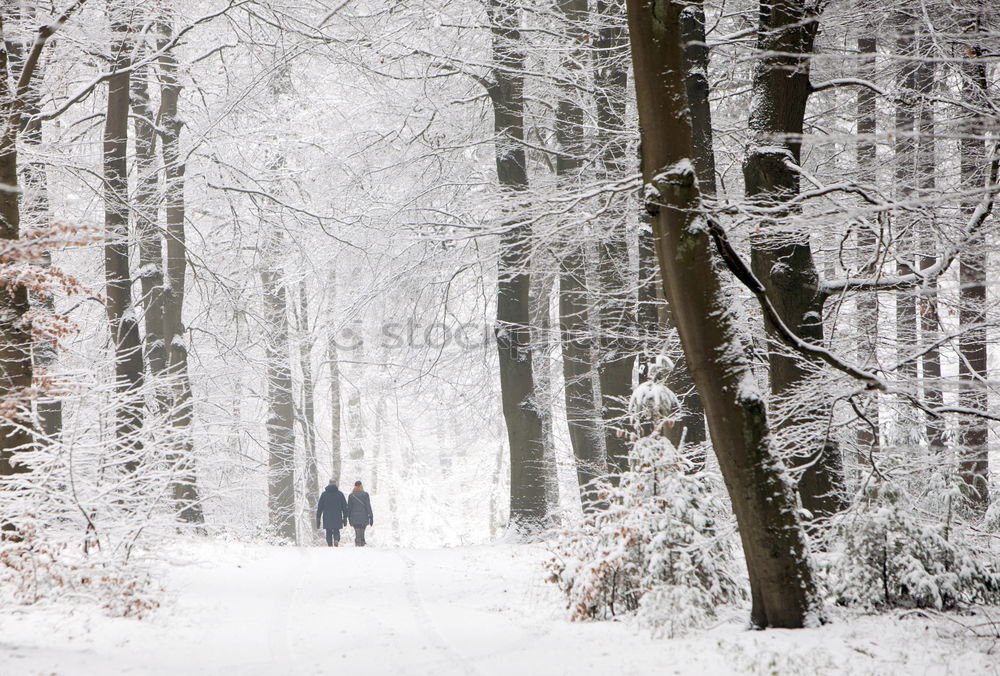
xmin=157 ymin=16 xmax=204 ymax=524
xmin=103 ymin=0 xmax=144 ymax=469
xmin=487 ymin=0 xmax=548 ymax=533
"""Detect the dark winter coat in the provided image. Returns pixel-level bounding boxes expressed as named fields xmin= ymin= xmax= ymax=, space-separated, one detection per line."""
xmin=347 ymin=490 xmax=373 ymax=528
xmin=316 ymin=485 xmax=348 ymax=529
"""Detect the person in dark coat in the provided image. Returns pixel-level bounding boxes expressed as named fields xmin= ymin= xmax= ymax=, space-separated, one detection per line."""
xmin=346 ymin=481 xmax=374 ymax=547
xmin=316 ymin=480 xmax=348 ymax=546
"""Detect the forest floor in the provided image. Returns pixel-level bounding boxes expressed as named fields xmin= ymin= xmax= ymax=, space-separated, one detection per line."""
xmin=1 ymin=540 xmax=998 ymax=675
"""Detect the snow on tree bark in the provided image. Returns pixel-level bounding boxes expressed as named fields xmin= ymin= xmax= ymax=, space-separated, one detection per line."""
xmin=326 ymin=270 xmax=342 ymax=487
xmin=260 ymin=235 xmax=297 ymax=543
xmin=131 ymin=54 xmax=167 ymax=385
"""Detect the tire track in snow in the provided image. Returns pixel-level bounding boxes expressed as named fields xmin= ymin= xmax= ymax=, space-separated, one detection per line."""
xmin=266 ymin=546 xmax=308 ymax=667
xmin=396 ymin=551 xmax=483 ymax=676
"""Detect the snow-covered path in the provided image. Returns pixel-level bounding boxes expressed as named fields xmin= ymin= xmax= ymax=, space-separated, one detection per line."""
xmin=1 ymin=543 xmax=654 ymax=675
xmin=2 ymin=542 xmax=997 ymax=675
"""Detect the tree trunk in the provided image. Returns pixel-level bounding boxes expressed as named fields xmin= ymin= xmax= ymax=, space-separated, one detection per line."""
xmin=528 ymin=269 xmax=559 ymax=515
xmin=371 ymin=374 xmax=386 ymax=492
xmin=347 ymin=380 xmax=364 ymax=461
xmin=636 ymin=218 xmax=706 ymax=451
xmin=665 ymin=0 xmax=715 ymax=454
xmin=854 ymin=35 xmax=880 ymax=463
xmin=743 ymin=0 xmax=844 ymax=519
xmin=260 ymin=232 xmax=297 ymax=542
xmin=593 ymin=0 xmax=637 ymax=478
xmin=913 ymin=31 xmax=943 ymax=451
xmin=893 ymin=11 xmax=919 ymax=413
xmin=158 ymin=20 xmax=203 ymax=524
xmin=681 ymin=3 xmax=716 ymax=196
xmin=0 ymin=11 xmax=34 ymax=481
xmin=558 ymin=245 xmax=604 ymax=497
xmin=6 ymin=5 xmax=62 ymax=443
xmin=487 ymin=0 xmax=546 ymax=533
xmin=297 ymin=280 xmax=319 ymax=507
xmin=554 ymin=0 xmax=606 ymax=495
xmin=626 ymin=0 xmax=821 ymax=628
xmin=104 ymin=2 xmax=144 ymax=468
xmin=957 ymin=7 xmax=990 ymax=510
xmin=131 ymin=57 xmax=167 ymax=384
xmin=326 ymin=271 xmax=342 ymax=486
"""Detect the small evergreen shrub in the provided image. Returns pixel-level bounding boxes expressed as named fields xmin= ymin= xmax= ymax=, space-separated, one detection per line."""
xmin=546 ymin=417 xmax=746 ymax=636
xmin=825 ymin=483 xmax=1000 ymax=610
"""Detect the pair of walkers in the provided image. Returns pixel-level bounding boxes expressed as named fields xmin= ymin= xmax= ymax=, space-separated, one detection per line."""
xmin=316 ymin=480 xmax=374 ymax=547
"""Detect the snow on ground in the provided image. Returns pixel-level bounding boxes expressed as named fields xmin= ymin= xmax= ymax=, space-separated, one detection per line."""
xmin=1 ymin=540 xmax=998 ymax=675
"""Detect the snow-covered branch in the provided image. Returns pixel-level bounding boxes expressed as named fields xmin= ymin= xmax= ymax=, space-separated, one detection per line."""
xmin=821 ymin=152 xmax=1000 ymax=297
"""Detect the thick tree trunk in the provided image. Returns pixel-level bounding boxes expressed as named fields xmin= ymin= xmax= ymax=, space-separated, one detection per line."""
xmin=260 ymin=234 xmax=297 ymax=542
xmin=487 ymin=0 xmax=546 ymax=533
xmin=0 ymin=13 xmax=34 ymax=480
xmin=592 ymin=0 xmax=636 ymax=478
xmin=666 ymin=0 xmax=715 ymax=454
xmin=558 ymin=246 xmax=604 ymax=496
xmin=626 ymin=0 xmax=821 ymax=628
xmin=743 ymin=0 xmax=844 ymax=519
xmin=958 ymin=10 xmax=990 ymax=510
xmin=104 ymin=3 xmax=144 ymax=468
xmin=158 ymin=22 xmax=203 ymax=524
xmin=554 ymin=0 xmax=606 ymax=493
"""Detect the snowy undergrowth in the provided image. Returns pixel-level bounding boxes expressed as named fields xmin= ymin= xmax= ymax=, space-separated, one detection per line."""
xmin=0 ymin=518 xmax=160 ymax=618
xmin=823 ymin=481 xmax=1000 ymax=611
xmin=0 ymin=395 xmax=191 ymax=619
xmin=546 ymin=434 xmax=747 ymax=637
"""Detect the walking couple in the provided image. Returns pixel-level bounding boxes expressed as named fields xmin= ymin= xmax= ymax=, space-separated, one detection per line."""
xmin=316 ymin=480 xmax=374 ymax=547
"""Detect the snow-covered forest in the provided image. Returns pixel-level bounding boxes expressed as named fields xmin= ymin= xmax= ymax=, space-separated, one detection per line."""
xmin=1 ymin=0 xmax=999 ymax=672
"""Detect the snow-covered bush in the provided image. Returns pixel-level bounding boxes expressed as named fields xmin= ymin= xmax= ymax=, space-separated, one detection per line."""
xmin=824 ymin=483 xmax=1000 ymax=610
xmin=546 ymin=437 xmax=746 ymax=636
xmin=0 ymin=519 xmax=159 ymax=618
xmin=546 ymin=375 xmax=746 ymax=637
